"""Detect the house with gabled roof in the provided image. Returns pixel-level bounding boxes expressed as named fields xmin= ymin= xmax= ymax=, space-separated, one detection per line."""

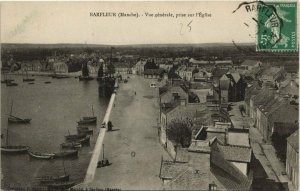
xmin=159 ymin=137 xmax=253 ymax=191
xmin=286 ymin=130 xmax=298 ymax=191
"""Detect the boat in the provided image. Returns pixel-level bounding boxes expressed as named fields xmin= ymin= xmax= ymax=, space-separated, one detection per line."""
xmin=97 ymin=144 xmax=110 ymax=168
xmin=55 ymin=74 xmax=70 ymax=79
xmin=1 ymin=146 xmax=29 ymax=153
xmin=76 ymin=126 xmax=89 ymax=130
xmin=64 ymin=134 xmax=86 ymax=141
xmin=77 ymin=118 xmax=97 ymax=125
xmin=1 ymin=126 xmax=29 ymax=154
xmin=75 ymin=136 xmax=90 ymax=145
xmin=28 ymin=150 xmax=55 ymax=159
xmin=45 ymin=81 xmax=52 ymax=84
xmin=60 ymin=142 xmax=81 ymax=149
xmin=36 ymin=174 xmax=70 ymax=184
xmin=22 ymin=68 xmax=35 ymax=82
xmin=7 ymin=101 xmax=31 ymax=123
xmin=28 ymin=82 xmax=35 ymax=85
xmin=77 ymin=106 xmax=97 ymax=124
xmin=79 ymin=62 xmax=94 ymax=81
xmin=6 ymin=82 xmax=18 ymax=86
xmin=54 ymin=150 xmax=78 ymax=158
xmin=77 ymin=128 xmax=93 ymax=135
xmin=1 ymin=79 xmax=14 ymax=84
xmin=46 ymin=181 xmax=75 ymax=190
xmin=79 ymin=76 xmax=94 ymax=81
xmin=8 ymin=116 xmax=31 ymax=123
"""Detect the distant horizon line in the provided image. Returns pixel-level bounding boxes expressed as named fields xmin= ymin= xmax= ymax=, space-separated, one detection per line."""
xmin=1 ymin=42 xmax=255 ymax=46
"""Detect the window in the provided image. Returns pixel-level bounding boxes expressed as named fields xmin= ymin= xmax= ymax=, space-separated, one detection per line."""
xmin=209 ymin=182 xmax=217 ymax=191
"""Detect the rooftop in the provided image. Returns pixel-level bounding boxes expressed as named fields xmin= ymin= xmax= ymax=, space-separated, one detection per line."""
xmin=287 ymin=130 xmax=299 ymax=152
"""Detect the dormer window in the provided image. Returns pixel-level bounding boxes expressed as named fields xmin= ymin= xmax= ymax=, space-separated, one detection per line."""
xmin=209 ymin=182 xmax=217 ymax=191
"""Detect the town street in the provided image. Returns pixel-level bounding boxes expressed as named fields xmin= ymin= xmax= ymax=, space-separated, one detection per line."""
xmin=84 ymin=75 xmax=170 ymax=190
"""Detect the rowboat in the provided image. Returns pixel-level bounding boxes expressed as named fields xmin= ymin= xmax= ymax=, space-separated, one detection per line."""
xmin=76 ymin=126 xmax=89 ymax=130
xmin=6 ymin=82 xmax=18 ymax=86
xmin=8 ymin=116 xmax=31 ymax=123
xmin=65 ymin=134 xmax=86 ymax=141
xmin=36 ymin=174 xmax=70 ymax=184
xmin=45 ymin=81 xmax=51 ymax=84
xmin=77 ymin=118 xmax=96 ymax=125
xmin=76 ymin=136 xmax=90 ymax=145
xmin=1 ymin=146 xmax=29 ymax=154
xmin=46 ymin=181 xmax=75 ymax=190
xmin=77 ymin=128 xmax=93 ymax=135
xmin=28 ymin=150 xmax=55 ymax=159
xmin=78 ymin=76 xmax=94 ymax=81
xmin=54 ymin=150 xmax=78 ymax=158
xmin=60 ymin=142 xmax=81 ymax=149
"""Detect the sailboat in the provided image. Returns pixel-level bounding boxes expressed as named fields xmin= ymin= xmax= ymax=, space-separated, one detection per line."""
xmin=79 ymin=62 xmax=94 ymax=81
xmin=1 ymin=127 xmax=29 ymax=153
xmin=7 ymin=101 xmax=31 ymax=123
xmin=37 ymin=159 xmax=70 ymax=184
xmin=22 ymin=67 xmax=35 ymax=82
xmin=97 ymin=144 xmax=110 ymax=168
xmin=77 ymin=106 xmax=97 ymax=125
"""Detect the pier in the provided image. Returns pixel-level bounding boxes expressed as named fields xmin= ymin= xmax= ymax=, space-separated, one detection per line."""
xmin=84 ymin=92 xmax=116 ymax=183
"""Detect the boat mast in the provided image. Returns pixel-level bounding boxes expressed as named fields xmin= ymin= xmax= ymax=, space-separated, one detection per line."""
xmin=92 ymin=105 xmax=94 ymax=117
xmin=102 ymin=144 xmax=105 ymax=160
xmin=10 ymin=101 xmax=13 ymax=116
xmin=6 ymin=127 xmax=9 ymax=146
xmin=62 ymin=158 xmax=66 ymax=176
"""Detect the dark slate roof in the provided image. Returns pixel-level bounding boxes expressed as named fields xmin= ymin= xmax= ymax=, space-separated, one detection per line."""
xmin=287 ymin=130 xmax=299 ymax=152
xmin=217 ymin=144 xmax=252 ymax=163
xmin=144 ymin=68 xmax=164 ymax=75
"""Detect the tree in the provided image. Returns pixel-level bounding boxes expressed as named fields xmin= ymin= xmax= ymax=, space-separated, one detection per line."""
xmin=166 ymin=118 xmax=193 ymax=148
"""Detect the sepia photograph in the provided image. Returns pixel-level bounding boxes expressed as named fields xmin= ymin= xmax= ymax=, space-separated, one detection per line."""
xmin=0 ymin=1 xmax=299 ymax=190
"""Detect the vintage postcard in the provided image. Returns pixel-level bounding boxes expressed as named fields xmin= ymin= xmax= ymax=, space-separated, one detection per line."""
xmin=0 ymin=1 xmax=298 ymax=191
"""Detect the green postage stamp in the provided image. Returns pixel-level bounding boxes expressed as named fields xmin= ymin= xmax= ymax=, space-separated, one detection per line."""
xmin=257 ymin=1 xmax=297 ymax=52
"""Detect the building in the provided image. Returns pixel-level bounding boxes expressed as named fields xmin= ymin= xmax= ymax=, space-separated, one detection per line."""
xmin=159 ymin=137 xmax=253 ymax=190
xmin=189 ymin=82 xmax=213 ymax=103
xmin=260 ymin=66 xmax=286 ymax=83
xmin=240 ymin=60 xmax=262 ymax=71
xmin=53 ymin=61 xmax=68 ymax=73
xmin=286 ymin=130 xmax=299 ymax=191
xmin=135 ymin=60 xmax=147 ymax=75
xmin=144 ymin=69 xmax=165 ymax=79
xmin=160 ymin=85 xmax=188 ymax=105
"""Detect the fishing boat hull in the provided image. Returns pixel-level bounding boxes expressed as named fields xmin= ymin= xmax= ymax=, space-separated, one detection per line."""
xmin=1 ymin=79 xmax=14 ymax=84
xmin=37 ymin=175 xmax=70 ymax=184
xmin=8 ymin=117 xmax=31 ymax=123
xmin=6 ymin=82 xmax=18 ymax=86
xmin=77 ymin=129 xmax=93 ymax=135
xmin=60 ymin=142 xmax=81 ymax=149
xmin=65 ymin=134 xmax=86 ymax=141
xmin=76 ymin=136 xmax=90 ymax=145
xmin=79 ymin=76 xmax=94 ymax=81
xmin=47 ymin=181 xmax=75 ymax=190
xmin=23 ymin=79 xmax=35 ymax=82
xmin=54 ymin=150 xmax=78 ymax=158
xmin=77 ymin=118 xmax=97 ymax=125
xmin=1 ymin=146 xmax=29 ymax=154
xmin=28 ymin=150 xmax=55 ymax=159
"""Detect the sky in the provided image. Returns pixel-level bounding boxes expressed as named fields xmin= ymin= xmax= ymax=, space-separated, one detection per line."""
xmin=0 ymin=1 xmax=257 ymax=45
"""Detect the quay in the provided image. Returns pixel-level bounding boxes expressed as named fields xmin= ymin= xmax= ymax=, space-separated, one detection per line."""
xmin=77 ymin=75 xmax=170 ymax=190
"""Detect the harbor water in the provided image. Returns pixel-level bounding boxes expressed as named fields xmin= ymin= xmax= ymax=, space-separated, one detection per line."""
xmin=1 ymin=74 xmax=108 ymax=189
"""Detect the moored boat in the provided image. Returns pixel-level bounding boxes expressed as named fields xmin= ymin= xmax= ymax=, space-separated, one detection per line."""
xmin=28 ymin=150 xmax=55 ymax=159
xmin=54 ymin=150 xmax=78 ymax=158
xmin=1 ymin=146 xmax=29 ymax=153
xmin=8 ymin=116 xmax=31 ymax=123
xmin=77 ymin=128 xmax=93 ymax=135
xmin=77 ymin=118 xmax=96 ymax=125
xmin=46 ymin=181 xmax=75 ymax=190
xmin=60 ymin=142 xmax=81 ymax=149
xmin=6 ymin=82 xmax=18 ymax=86
xmin=45 ymin=81 xmax=52 ymax=84
xmin=75 ymin=136 xmax=90 ymax=145
xmin=64 ymin=134 xmax=86 ymax=141
xmin=36 ymin=174 xmax=70 ymax=184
